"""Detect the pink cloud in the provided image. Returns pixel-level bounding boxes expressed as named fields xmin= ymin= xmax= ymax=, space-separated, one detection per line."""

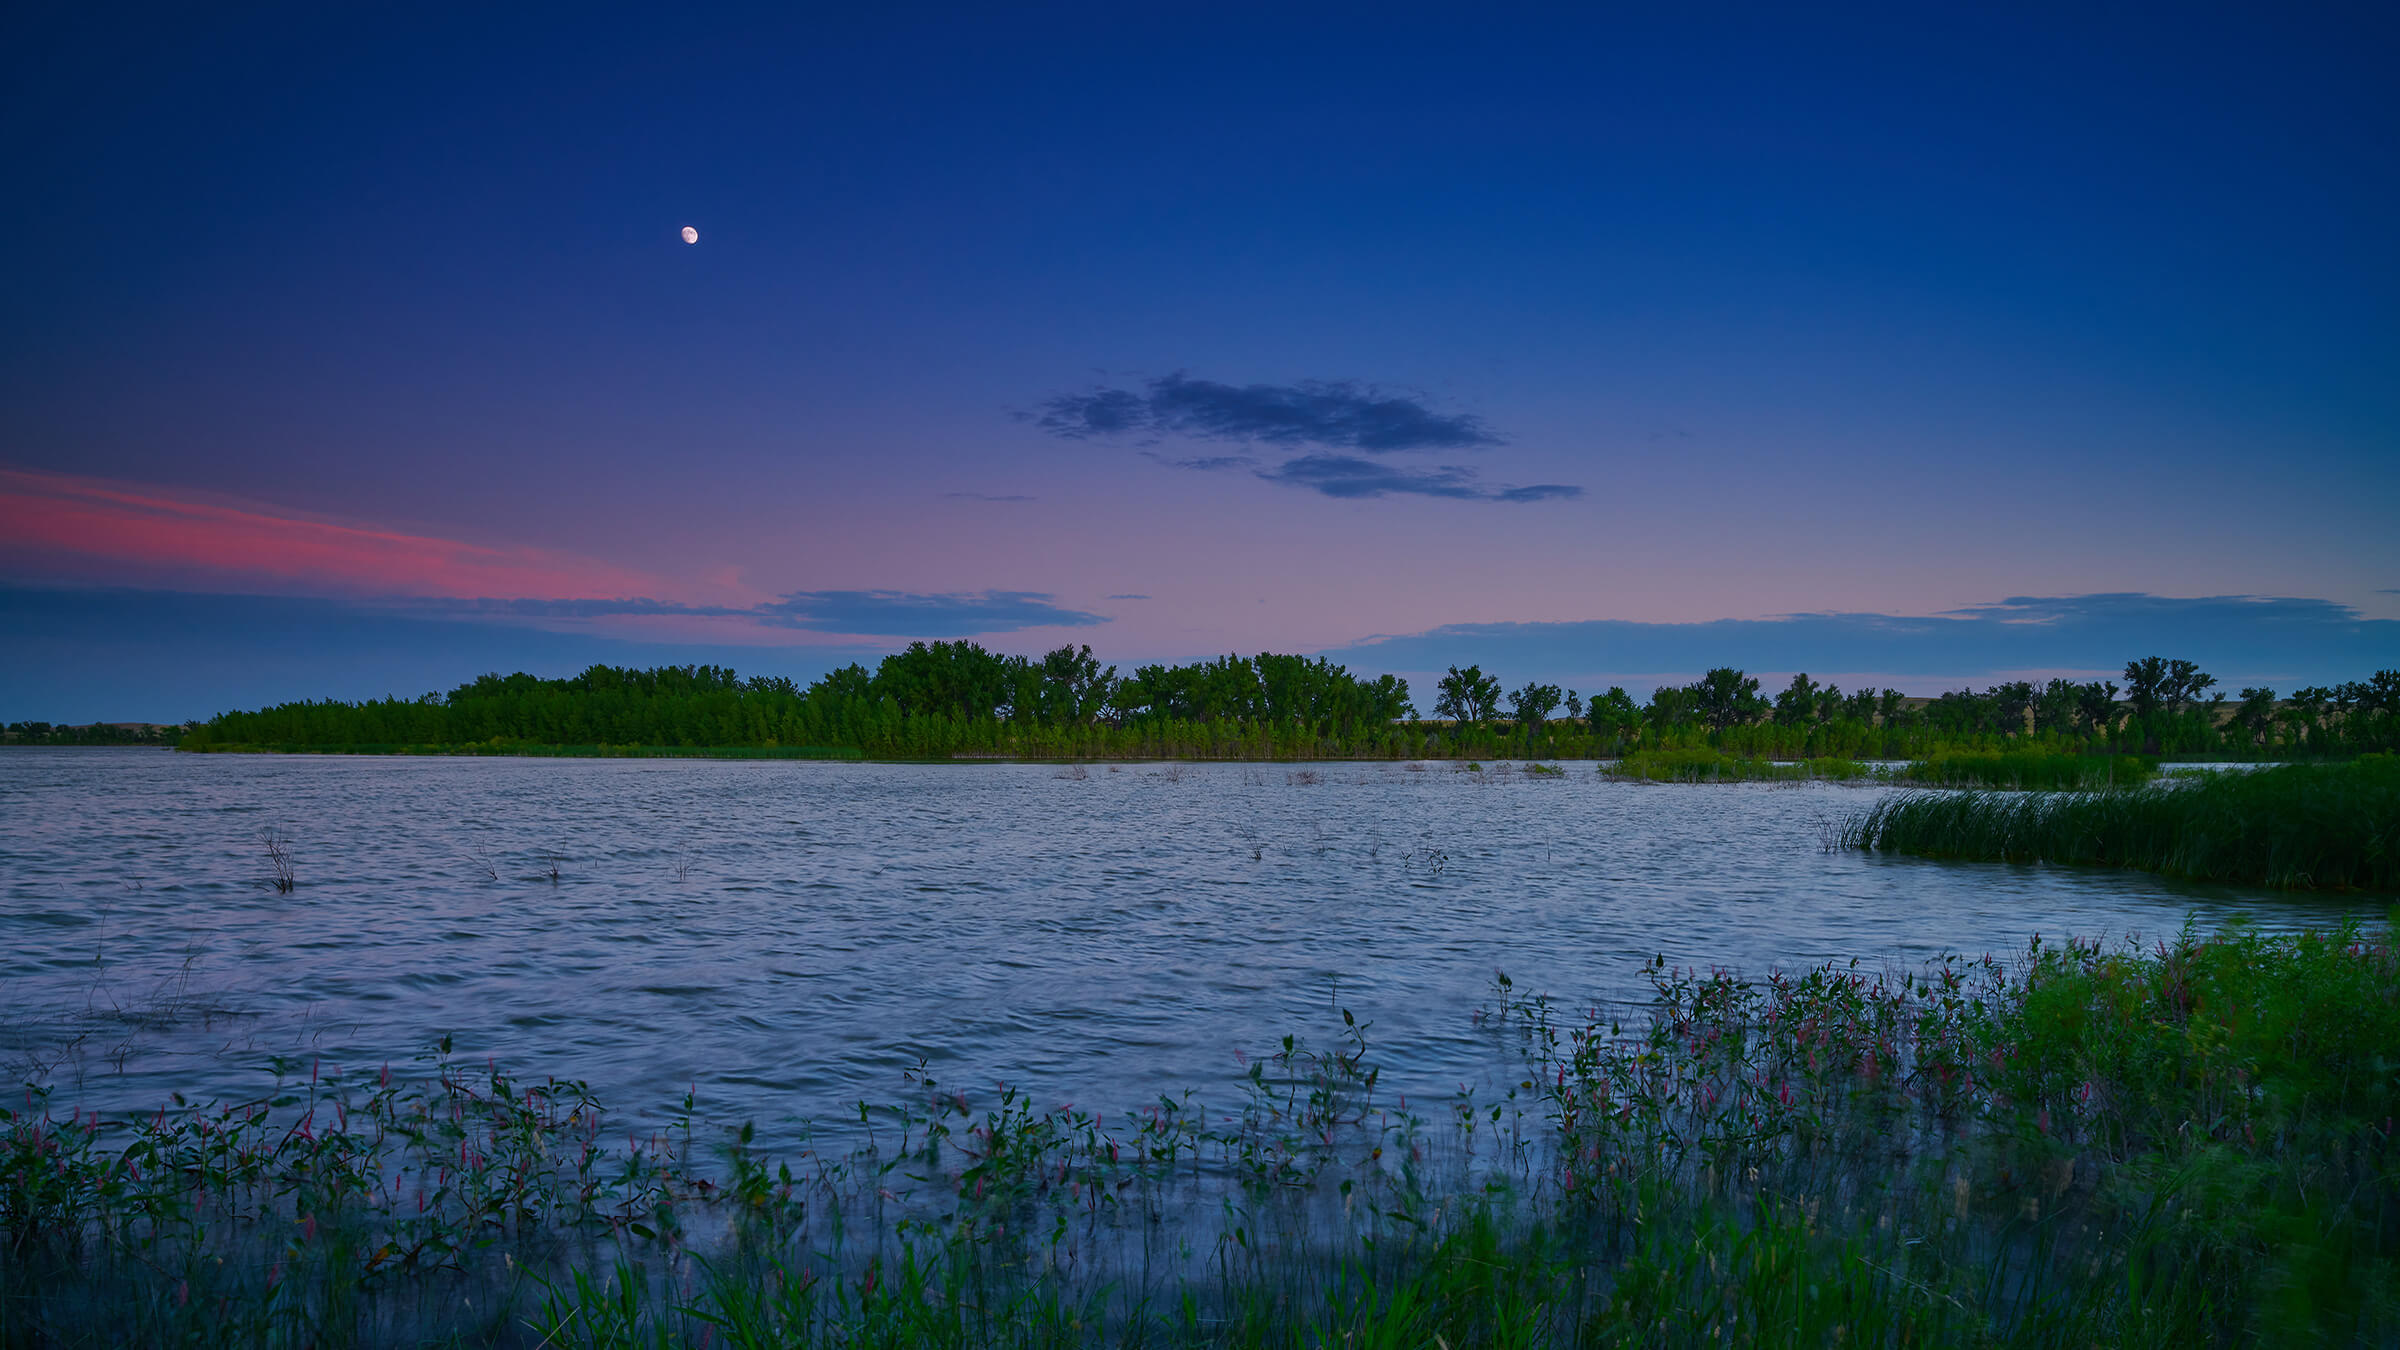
xmin=0 ymin=466 xmax=678 ymax=601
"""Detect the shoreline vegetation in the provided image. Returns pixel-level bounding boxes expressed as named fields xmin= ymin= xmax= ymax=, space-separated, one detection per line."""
xmin=6 ymin=920 xmax=2395 ymax=1345
xmin=1843 ymin=756 xmax=2400 ymax=892
xmin=138 ymin=646 xmax=2400 ymax=764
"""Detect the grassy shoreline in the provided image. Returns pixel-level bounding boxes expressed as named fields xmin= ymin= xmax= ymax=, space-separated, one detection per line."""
xmin=9 ymin=921 xmax=2397 ymax=1345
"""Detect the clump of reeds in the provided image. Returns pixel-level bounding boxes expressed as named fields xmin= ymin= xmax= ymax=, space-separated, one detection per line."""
xmin=1900 ymin=749 xmax=2155 ymax=790
xmin=1841 ymin=755 xmax=2400 ymax=889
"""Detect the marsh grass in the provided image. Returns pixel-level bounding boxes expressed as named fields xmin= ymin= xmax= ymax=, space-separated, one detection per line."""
xmin=1900 ymin=750 xmax=2156 ymax=791
xmin=9 ymin=924 xmax=2399 ymax=1345
xmin=1605 ymin=749 xmax=1874 ymax=783
xmin=1843 ymin=756 xmax=2400 ymax=890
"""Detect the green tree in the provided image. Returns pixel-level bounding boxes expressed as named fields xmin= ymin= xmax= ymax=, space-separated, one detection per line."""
xmin=1508 ymin=681 xmax=1563 ymax=727
xmin=1772 ymin=673 xmax=1822 ymax=726
xmin=2124 ymin=656 xmax=2215 ymax=720
xmin=2230 ymin=687 xmax=2277 ymax=750
xmin=1036 ymin=644 xmax=1114 ymax=724
xmin=1689 ymin=668 xmax=1763 ymax=732
xmin=2074 ymin=681 xmax=2119 ymax=738
xmin=1991 ymin=681 xmax=2035 ymax=736
xmin=1434 ymin=665 xmax=1502 ymax=725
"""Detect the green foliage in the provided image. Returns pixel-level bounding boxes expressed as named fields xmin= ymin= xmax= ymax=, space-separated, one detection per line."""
xmin=1845 ymin=756 xmax=2400 ymax=889
xmin=3 ymin=721 xmax=186 ymax=747
xmin=1900 ymin=750 xmax=2156 ymax=790
xmin=1688 ymin=667 xmax=1765 ymax=731
xmin=171 ymin=652 xmax=2400 ymax=764
xmin=1433 ymin=663 xmax=1502 ymax=725
xmin=1606 ymin=749 xmax=1873 ymax=782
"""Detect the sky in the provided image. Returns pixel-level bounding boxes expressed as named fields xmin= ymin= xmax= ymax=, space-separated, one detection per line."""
xmin=4 ymin=2 xmax=2396 ymax=721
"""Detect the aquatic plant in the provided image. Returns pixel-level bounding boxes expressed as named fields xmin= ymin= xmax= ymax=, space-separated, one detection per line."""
xmin=1604 ymin=749 xmax=1873 ymax=783
xmin=1899 ymin=750 xmax=2155 ymax=790
xmin=1842 ymin=756 xmax=2400 ymax=890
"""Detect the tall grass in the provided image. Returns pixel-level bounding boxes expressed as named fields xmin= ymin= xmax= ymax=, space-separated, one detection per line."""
xmin=1899 ymin=749 xmax=2156 ymax=790
xmin=9 ymin=923 xmax=2400 ymax=1344
xmin=1843 ymin=755 xmax=2400 ymax=890
xmin=1605 ymin=748 xmax=1874 ymax=783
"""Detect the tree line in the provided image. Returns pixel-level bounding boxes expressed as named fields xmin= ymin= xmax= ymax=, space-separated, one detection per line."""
xmin=171 ymin=643 xmax=2400 ymax=760
xmin=4 ymin=721 xmax=185 ymax=747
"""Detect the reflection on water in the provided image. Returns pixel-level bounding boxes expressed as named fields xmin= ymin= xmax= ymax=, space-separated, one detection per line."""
xmin=0 ymin=749 xmax=2367 ymax=1152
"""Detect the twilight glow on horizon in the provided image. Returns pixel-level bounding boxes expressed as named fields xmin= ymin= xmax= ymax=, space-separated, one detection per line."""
xmin=3 ymin=4 xmax=2395 ymax=721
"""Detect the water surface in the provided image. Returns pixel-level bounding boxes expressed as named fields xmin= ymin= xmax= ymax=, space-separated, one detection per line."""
xmin=1 ymin=749 xmax=2365 ymax=1152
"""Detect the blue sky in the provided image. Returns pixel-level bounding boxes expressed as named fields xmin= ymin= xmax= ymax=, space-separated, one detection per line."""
xmin=3 ymin=3 xmax=2395 ymax=720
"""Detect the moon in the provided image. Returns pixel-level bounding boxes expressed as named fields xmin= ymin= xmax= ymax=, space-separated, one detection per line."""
xmin=680 ymin=226 xmax=699 ymax=244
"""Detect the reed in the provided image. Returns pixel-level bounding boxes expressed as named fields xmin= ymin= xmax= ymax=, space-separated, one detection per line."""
xmin=1606 ymin=748 xmax=1874 ymax=783
xmin=1842 ymin=756 xmax=2400 ymax=890
xmin=1898 ymin=749 xmax=2156 ymax=790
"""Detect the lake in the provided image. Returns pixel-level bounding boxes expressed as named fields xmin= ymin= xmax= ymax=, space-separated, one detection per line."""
xmin=0 ymin=748 xmax=2368 ymax=1155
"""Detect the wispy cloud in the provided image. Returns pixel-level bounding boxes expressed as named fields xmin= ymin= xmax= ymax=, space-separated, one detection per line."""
xmin=0 ymin=465 xmax=668 ymax=600
xmin=757 ymin=590 xmax=1106 ymax=637
xmin=1035 ymin=374 xmax=1500 ymax=452
xmin=0 ymin=587 xmax=890 ymax=723
xmin=1257 ymin=455 xmax=1583 ymax=503
xmin=1105 ymin=593 xmax=1150 ymax=601
xmin=387 ymin=596 xmax=754 ymax=620
xmin=390 ymin=590 xmax=1110 ymax=638
xmin=0 ymin=467 xmax=1111 ymax=643
xmin=1320 ymin=593 xmax=2400 ymax=693
xmin=940 ymin=491 xmax=1036 ymax=502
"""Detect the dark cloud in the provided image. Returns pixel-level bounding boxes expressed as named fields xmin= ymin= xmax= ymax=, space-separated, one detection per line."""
xmin=1036 ymin=374 xmax=1500 ymax=452
xmin=1256 ymin=455 xmax=1584 ymax=503
xmin=1320 ymin=593 xmax=2400 ymax=693
xmin=1494 ymin=483 xmax=1584 ymax=503
xmin=1938 ymin=594 xmax=2372 ymax=630
xmin=940 ymin=491 xmax=1036 ymax=502
xmin=758 ymin=590 xmax=1106 ymax=637
xmin=1143 ymin=452 xmax=1258 ymax=473
xmin=1259 ymin=456 xmax=1482 ymax=499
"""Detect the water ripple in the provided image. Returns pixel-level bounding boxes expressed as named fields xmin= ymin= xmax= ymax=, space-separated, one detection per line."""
xmin=0 ymin=748 xmax=2372 ymax=1156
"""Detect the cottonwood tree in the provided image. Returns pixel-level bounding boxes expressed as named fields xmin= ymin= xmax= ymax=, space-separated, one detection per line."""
xmin=2230 ymin=687 xmax=2277 ymax=749
xmin=2123 ymin=657 xmax=2216 ymax=720
xmin=1689 ymin=668 xmax=1764 ymax=731
xmin=1434 ymin=664 xmax=1502 ymax=725
xmin=1772 ymin=673 xmax=1822 ymax=726
xmin=1509 ymin=681 xmax=1563 ymax=727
